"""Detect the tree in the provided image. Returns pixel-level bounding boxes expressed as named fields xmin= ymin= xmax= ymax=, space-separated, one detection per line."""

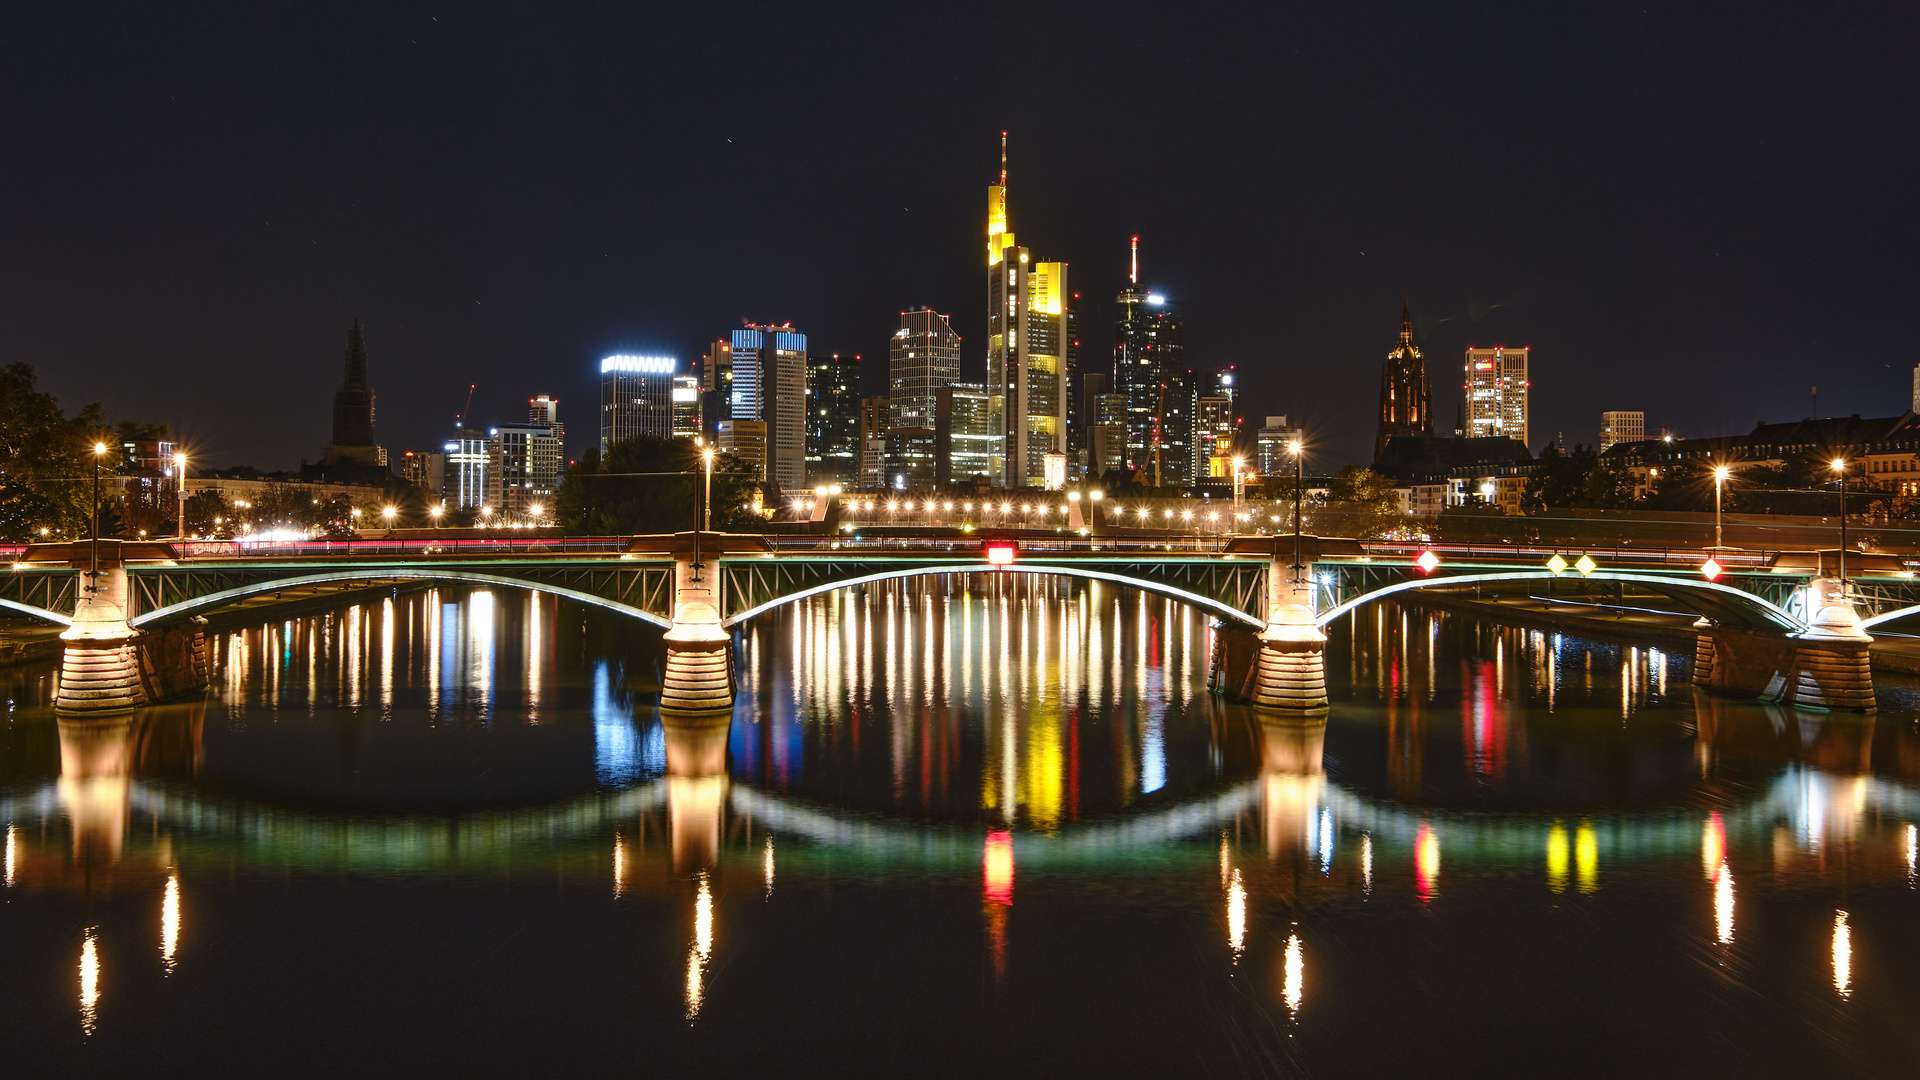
xmin=1314 ymin=465 xmax=1405 ymax=539
xmin=0 ymin=477 xmax=59 ymax=542
xmin=556 ymin=437 xmax=762 ymax=534
xmin=1521 ymin=443 xmax=1634 ymax=513
xmin=0 ymin=363 xmax=108 ymax=536
xmin=184 ymin=489 xmax=232 ymax=536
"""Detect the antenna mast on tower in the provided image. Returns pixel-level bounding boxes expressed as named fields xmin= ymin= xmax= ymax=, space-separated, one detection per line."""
xmin=1000 ymin=131 xmax=1007 ymax=187
xmin=1131 ymin=236 xmax=1139 ymax=285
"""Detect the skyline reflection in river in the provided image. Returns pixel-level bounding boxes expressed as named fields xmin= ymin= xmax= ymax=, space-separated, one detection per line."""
xmin=3 ymin=583 xmax=1920 ymax=1077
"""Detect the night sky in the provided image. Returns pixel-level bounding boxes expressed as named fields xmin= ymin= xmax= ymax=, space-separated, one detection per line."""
xmin=4 ymin=1 xmax=1915 ymax=471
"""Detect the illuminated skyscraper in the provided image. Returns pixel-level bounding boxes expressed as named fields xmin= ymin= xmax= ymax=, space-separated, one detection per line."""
xmin=731 ymin=324 xmax=807 ymax=490
xmin=1598 ymin=410 xmax=1643 ymax=451
xmin=807 ymin=352 xmax=861 ymax=486
xmin=890 ymin=310 xmax=961 ymax=429
xmin=1112 ymin=238 xmax=1190 ymax=487
xmin=937 ymin=382 xmax=995 ymax=486
xmin=1377 ymin=301 xmax=1433 ymax=457
xmin=1465 ymin=346 xmax=1531 ymax=446
xmin=985 ymin=134 xmax=1071 ymax=488
xmin=670 ymin=377 xmax=702 ymax=439
xmin=599 ymin=355 xmax=675 ymax=451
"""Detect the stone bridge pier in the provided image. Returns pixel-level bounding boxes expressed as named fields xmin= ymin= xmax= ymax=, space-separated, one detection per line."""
xmin=1211 ymin=545 xmax=1328 ymax=712
xmin=658 ymin=532 xmax=741 ymax=714
xmin=56 ymin=540 xmax=209 ymax=714
xmin=1692 ymin=577 xmax=1875 ymax=711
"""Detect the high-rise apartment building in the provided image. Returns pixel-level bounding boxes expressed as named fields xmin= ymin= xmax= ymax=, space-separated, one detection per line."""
xmin=730 ymin=324 xmax=807 ymax=490
xmin=807 ymin=353 xmax=861 ymax=486
xmin=985 ymin=135 xmax=1071 ymax=488
xmin=492 ymin=423 xmax=564 ymax=517
xmin=1598 ymin=411 xmax=1644 ymax=451
xmin=936 ymin=383 xmax=995 ymax=487
xmin=671 ymin=377 xmax=702 ymax=439
xmin=717 ymin=420 xmax=768 ymax=481
xmin=890 ymin=310 xmax=961 ymax=429
xmin=1112 ymin=238 xmax=1191 ymax=487
xmin=1089 ymin=392 xmax=1131 ymax=479
xmin=1464 ymin=346 xmax=1530 ymax=446
xmin=400 ymin=450 xmax=445 ymax=497
xmin=444 ymin=430 xmax=491 ymax=510
xmin=599 ymin=355 xmax=675 ymax=451
xmin=858 ymin=396 xmax=889 ymax=489
xmin=1255 ymin=416 xmax=1302 ymax=478
xmin=1377 ymin=301 xmax=1433 ymax=457
xmin=1197 ymin=394 xmax=1235 ymax=478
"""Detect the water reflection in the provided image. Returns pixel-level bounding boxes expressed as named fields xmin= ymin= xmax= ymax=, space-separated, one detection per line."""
xmin=6 ymin=592 xmax=1920 ymax=1073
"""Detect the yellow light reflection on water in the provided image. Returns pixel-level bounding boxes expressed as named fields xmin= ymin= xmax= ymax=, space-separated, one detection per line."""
xmin=612 ymin=834 xmax=626 ymax=900
xmin=1546 ymin=822 xmax=1569 ymax=893
xmin=1714 ymin=862 xmax=1734 ymax=945
xmin=79 ymin=928 xmax=99 ymax=1035
xmin=1227 ymin=868 xmax=1247 ymax=963
xmin=1282 ymin=933 xmax=1304 ymax=1014
xmin=1702 ymin=813 xmax=1726 ymax=880
xmin=1833 ymin=910 xmax=1852 ymax=998
xmin=4 ymin=822 xmax=13 ymax=886
xmin=1360 ymin=833 xmax=1373 ymax=894
xmin=162 ymin=874 xmax=180 ymax=972
xmin=1906 ymin=824 xmax=1916 ymax=885
xmin=1575 ymin=820 xmax=1599 ymax=894
xmin=686 ymin=872 xmax=714 ymax=1020
xmin=1414 ymin=824 xmax=1440 ymax=901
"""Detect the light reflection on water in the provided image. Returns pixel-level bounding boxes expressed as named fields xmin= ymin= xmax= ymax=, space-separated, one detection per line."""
xmin=0 ymin=586 xmax=1919 ymax=1073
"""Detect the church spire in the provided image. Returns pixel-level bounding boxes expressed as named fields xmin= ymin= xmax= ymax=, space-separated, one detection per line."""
xmin=1399 ymin=295 xmax=1412 ymax=345
xmin=343 ymin=318 xmax=369 ymax=389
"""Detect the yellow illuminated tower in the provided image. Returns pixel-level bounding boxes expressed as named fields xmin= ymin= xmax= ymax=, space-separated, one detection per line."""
xmin=986 ymin=134 xmax=1071 ymax=489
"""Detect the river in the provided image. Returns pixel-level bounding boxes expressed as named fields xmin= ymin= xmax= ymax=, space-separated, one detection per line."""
xmin=4 ymin=579 xmax=1919 ymax=1078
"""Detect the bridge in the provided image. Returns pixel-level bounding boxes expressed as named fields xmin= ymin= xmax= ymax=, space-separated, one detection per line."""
xmin=9 ymin=533 xmax=1906 ymax=714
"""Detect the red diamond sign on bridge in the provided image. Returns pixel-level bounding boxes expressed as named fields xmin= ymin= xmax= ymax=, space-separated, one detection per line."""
xmin=1415 ymin=550 xmax=1440 ymax=574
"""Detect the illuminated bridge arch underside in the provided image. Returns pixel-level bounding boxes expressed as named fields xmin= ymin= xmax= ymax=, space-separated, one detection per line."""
xmin=127 ymin=566 xmax=674 ymax=630
xmin=719 ymin=560 xmax=1269 ymax=630
xmin=1317 ymin=570 xmax=1805 ymax=633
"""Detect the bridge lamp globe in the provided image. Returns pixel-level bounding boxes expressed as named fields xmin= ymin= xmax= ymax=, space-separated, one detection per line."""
xmin=1089 ymin=490 xmax=1102 ymax=502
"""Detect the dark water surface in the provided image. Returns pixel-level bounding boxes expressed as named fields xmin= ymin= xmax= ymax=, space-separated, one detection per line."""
xmin=4 ymin=582 xmax=1920 ymax=1078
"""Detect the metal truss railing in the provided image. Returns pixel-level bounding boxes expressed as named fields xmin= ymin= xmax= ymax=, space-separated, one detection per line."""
xmin=0 ymin=568 xmax=79 ymax=618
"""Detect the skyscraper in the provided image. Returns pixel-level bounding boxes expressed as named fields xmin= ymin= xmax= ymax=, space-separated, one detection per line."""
xmin=1465 ymin=346 xmax=1531 ymax=446
xmin=1112 ymin=238 xmax=1190 ymax=487
xmin=493 ymin=422 xmax=563 ymax=516
xmin=985 ymin=135 xmax=1071 ymax=489
xmin=890 ymin=310 xmax=961 ymax=429
xmin=444 ymin=429 xmax=490 ymax=510
xmin=1377 ymin=300 xmax=1433 ymax=457
xmin=731 ymin=324 xmax=807 ymax=490
xmin=937 ymin=383 xmax=995 ymax=487
xmin=858 ymin=395 xmax=889 ymax=489
xmin=599 ymin=355 xmax=675 ymax=451
xmin=807 ymin=352 xmax=861 ymax=486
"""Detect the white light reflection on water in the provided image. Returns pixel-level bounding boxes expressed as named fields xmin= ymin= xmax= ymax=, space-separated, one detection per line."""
xmin=1227 ymin=868 xmax=1247 ymax=962
xmin=686 ymin=872 xmax=714 ymax=1020
xmin=763 ymin=835 xmax=775 ymax=898
xmin=1282 ymin=933 xmax=1304 ymax=1014
xmin=1714 ymin=862 xmax=1734 ymax=945
xmin=79 ymin=928 xmax=99 ymax=1035
xmin=4 ymin=823 xmax=13 ymax=886
xmin=1833 ymin=910 xmax=1852 ymax=998
xmin=162 ymin=874 xmax=180 ymax=972
xmin=1361 ymin=833 xmax=1373 ymax=894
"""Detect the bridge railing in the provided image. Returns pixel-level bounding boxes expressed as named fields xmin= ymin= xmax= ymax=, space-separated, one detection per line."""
xmin=173 ymin=537 xmax=631 ymax=559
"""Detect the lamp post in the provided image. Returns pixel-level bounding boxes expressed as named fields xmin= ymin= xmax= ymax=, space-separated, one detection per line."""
xmin=1712 ymin=464 xmax=1730 ymax=549
xmin=1289 ymin=439 xmax=1304 ymax=583
xmin=90 ymin=441 xmax=108 ymax=593
xmin=1231 ymin=456 xmax=1246 ymax=525
xmin=174 ymin=451 xmax=188 ymax=539
xmin=701 ymin=447 xmax=715 ymax=532
xmin=1832 ymin=457 xmax=1849 ymax=591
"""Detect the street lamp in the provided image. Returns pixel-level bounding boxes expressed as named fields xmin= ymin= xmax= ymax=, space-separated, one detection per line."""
xmin=1831 ymin=457 xmax=1849 ymax=591
xmin=701 ymin=447 xmax=716 ymax=532
xmin=90 ymin=442 xmax=108 ymax=592
xmin=1712 ymin=464 xmax=1730 ymax=550
xmin=1289 ymin=439 xmax=1305 ymax=583
xmin=174 ymin=451 xmax=187 ymax=539
xmin=1231 ymin=456 xmax=1246 ymax=520
xmin=429 ymin=504 xmax=443 ymax=529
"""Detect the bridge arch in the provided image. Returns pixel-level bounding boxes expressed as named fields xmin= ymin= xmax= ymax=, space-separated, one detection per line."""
xmin=721 ymin=564 xmax=1267 ymax=630
xmin=1860 ymin=605 xmax=1920 ymax=631
xmin=0 ymin=599 xmax=73 ymax=626
xmin=127 ymin=568 xmax=673 ymax=630
xmin=1312 ymin=570 xmax=1805 ymax=632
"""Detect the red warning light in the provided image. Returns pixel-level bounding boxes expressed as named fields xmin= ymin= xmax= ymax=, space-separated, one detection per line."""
xmin=984 ymin=542 xmax=1017 ymax=566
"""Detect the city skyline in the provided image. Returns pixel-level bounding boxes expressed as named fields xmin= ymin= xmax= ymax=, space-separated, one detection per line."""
xmin=7 ymin=4 xmax=1915 ymax=473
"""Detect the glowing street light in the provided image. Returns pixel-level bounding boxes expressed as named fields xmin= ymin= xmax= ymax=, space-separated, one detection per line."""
xmin=1289 ymin=439 xmax=1306 ymax=583
xmin=89 ymin=441 xmax=109 ymax=592
xmin=174 ymin=451 xmax=188 ymax=539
